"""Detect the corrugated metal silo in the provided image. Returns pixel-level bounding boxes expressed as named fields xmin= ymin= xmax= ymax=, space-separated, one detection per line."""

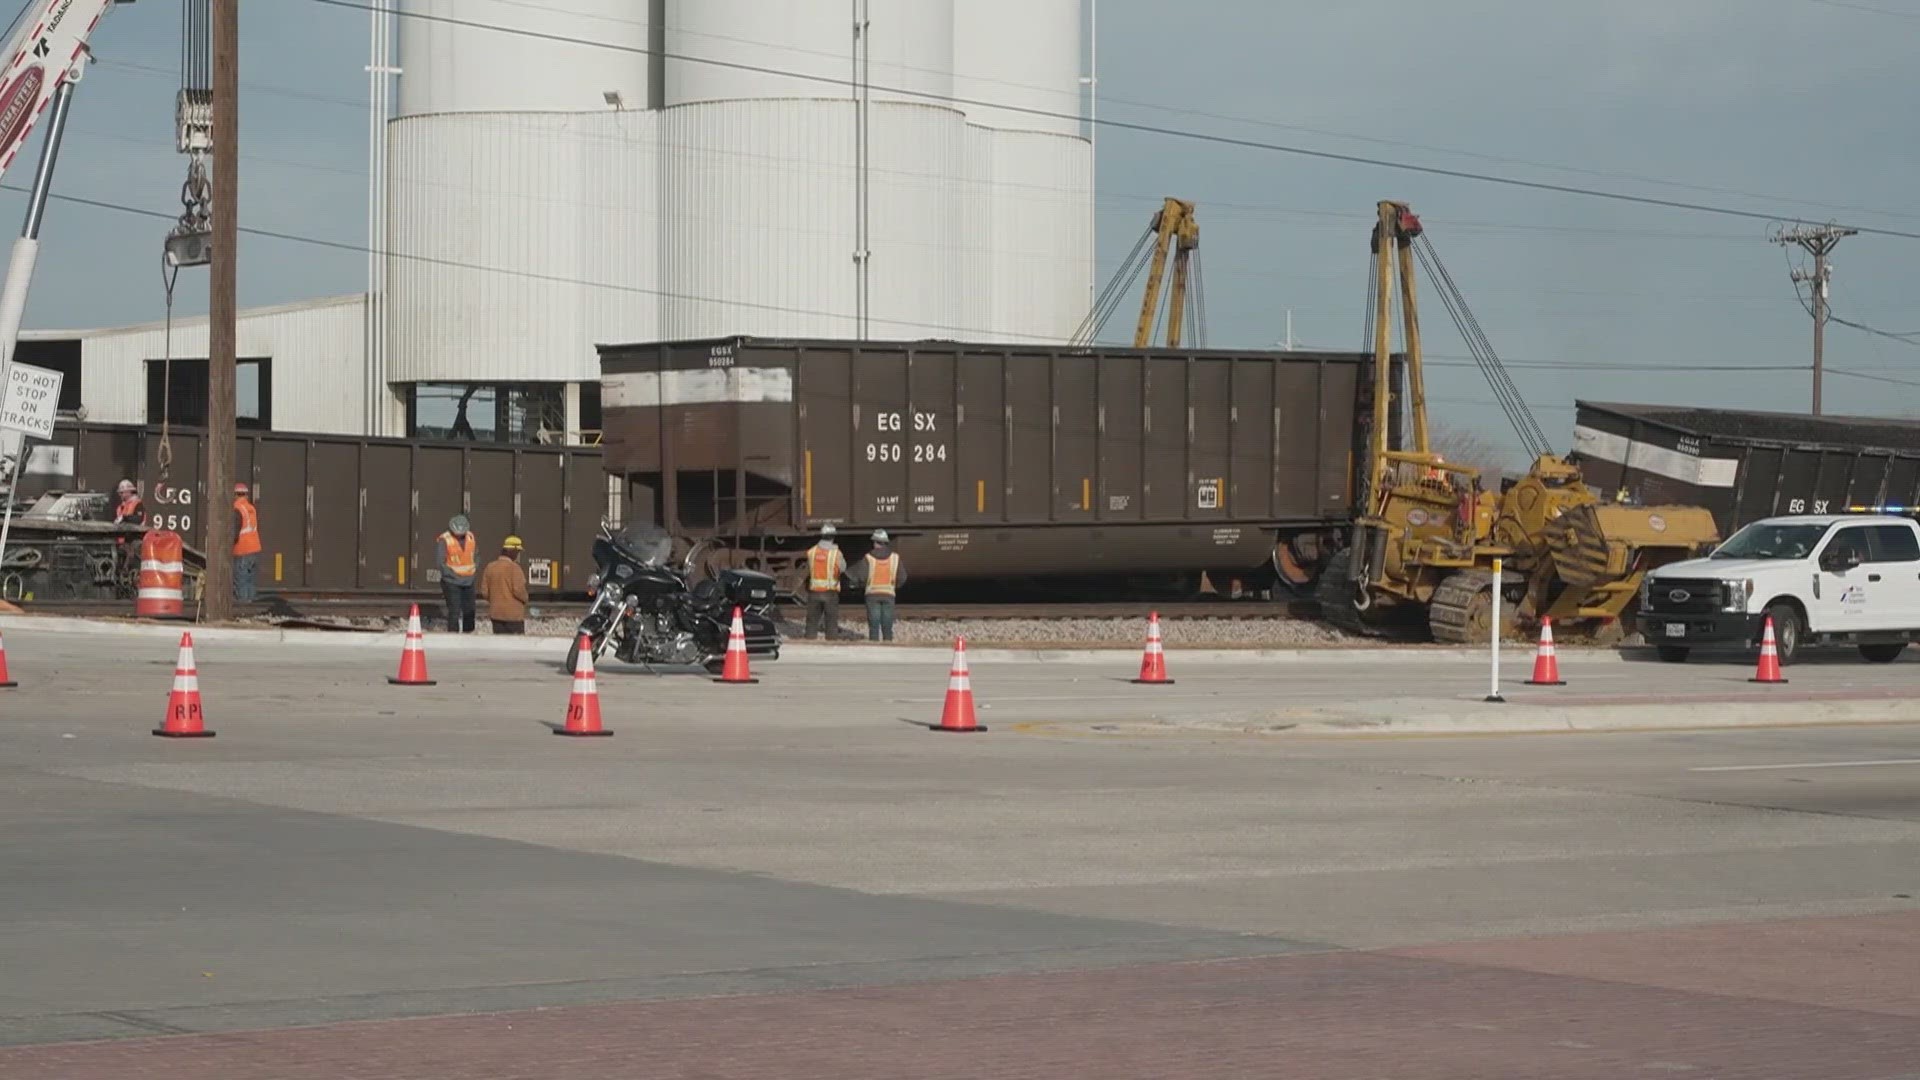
xmin=954 ymin=0 xmax=1091 ymax=342
xmin=383 ymin=0 xmax=1091 ymax=411
xmin=386 ymin=0 xmax=656 ymax=387
xmin=659 ymin=0 xmax=967 ymax=340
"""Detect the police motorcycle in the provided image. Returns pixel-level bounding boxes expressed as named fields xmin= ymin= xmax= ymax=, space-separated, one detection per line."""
xmin=566 ymin=521 xmax=781 ymax=674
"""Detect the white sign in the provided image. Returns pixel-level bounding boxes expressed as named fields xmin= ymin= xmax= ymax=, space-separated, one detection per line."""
xmin=0 ymin=361 xmax=62 ymax=439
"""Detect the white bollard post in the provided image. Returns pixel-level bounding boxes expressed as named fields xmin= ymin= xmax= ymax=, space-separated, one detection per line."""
xmin=1485 ymin=557 xmax=1506 ymax=703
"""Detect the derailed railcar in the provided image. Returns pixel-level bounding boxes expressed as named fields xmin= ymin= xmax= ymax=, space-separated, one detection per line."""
xmin=1571 ymin=400 xmax=1920 ymax=533
xmin=598 ymin=336 xmax=1380 ymax=594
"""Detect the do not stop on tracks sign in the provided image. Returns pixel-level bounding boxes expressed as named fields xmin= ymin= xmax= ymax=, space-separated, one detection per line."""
xmin=0 ymin=360 xmax=62 ymax=439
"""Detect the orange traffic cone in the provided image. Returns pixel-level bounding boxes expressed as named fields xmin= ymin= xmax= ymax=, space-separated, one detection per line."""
xmin=388 ymin=603 xmax=436 ymax=686
xmin=153 ymin=632 xmax=214 ymax=738
xmin=932 ymin=636 xmax=986 ymax=733
xmin=713 ymin=606 xmax=759 ymax=684
xmin=555 ymin=633 xmax=612 ymax=736
xmin=1131 ymin=611 xmax=1175 ymax=685
xmin=0 ymin=627 xmax=17 ymax=688
xmin=1524 ymin=617 xmax=1566 ymax=686
xmin=1750 ymin=616 xmax=1788 ymax=684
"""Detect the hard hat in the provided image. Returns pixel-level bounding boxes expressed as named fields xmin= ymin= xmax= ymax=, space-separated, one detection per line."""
xmin=449 ymin=514 xmax=470 ymax=534
xmin=233 ymin=482 xmax=249 ymax=494
xmin=872 ymin=529 xmax=889 ymax=543
xmin=503 ymin=535 xmax=524 ymax=550
xmin=820 ymin=523 xmax=837 ymax=536
xmin=115 ymin=479 xmax=135 ymax=495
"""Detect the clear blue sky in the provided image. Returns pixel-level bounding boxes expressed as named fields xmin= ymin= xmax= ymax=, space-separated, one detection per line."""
xmin=9 ymin=0 xmax=1920 ymax=461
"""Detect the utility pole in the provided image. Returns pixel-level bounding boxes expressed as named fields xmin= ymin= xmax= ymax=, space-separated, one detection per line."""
xmin=203 ymin=0 xmax=237 ymax=620
xmin=1773 ymin=223 xmax=1857 ymax=416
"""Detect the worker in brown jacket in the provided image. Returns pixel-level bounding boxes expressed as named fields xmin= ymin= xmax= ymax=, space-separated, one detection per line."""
xmin=477 ymin=535 xmax=530 ymax=634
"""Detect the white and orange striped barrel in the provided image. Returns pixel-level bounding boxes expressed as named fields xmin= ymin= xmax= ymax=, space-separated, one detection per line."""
xmin=135 ymin=531 xmax=185 ymax=618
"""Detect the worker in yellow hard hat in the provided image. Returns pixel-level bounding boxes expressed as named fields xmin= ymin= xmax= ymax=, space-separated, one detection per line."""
xmin=478 ymin=534 xmax=530 ymax=635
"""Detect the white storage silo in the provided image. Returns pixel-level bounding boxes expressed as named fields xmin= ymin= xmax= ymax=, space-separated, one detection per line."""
xmin=954 ymin=0 xmax=1091 ymax=342
xmin=658 ymin=0 xmax=968 ymax=341
xmin=382 ymin=0 xmax=1092 ymax=417
xmin=386 ymin=0 xmax=658 ymax=393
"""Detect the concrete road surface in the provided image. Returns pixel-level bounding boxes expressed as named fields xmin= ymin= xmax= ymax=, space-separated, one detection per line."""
xmin=1 ymin=625 xmax=1918 ymax=1078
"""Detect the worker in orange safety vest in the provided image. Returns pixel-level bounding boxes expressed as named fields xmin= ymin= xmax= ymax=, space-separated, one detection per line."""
xmin=858 ymin=529 xmax=905 ymax=642
xmin=802 ymin=523 xmax=847 ymax=640
xmin=436 ymin=514 xmax=479 ymax=633
xmin=232 ymin=482 xmax=263 ymax=603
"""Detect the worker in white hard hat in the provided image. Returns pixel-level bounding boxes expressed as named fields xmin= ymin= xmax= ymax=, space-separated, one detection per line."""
xmin=110 ymin=479 xmax=148 ymax=585
xmin=858 ymin=529 xmax=905 ymax=642
xmin=112 ymin=479 xmax=145 ymax=530
xmin=802 ymin=523 xmax=847 ymax=639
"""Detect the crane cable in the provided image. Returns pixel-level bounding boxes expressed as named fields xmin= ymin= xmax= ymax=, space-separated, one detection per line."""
xmin=1411 ymin=236 xmax=1554 ymax=460
xmin=1068 ymin=223 xmax=1155 ymax=347
xmin=158 ymin=0 xmax=216 ymax=483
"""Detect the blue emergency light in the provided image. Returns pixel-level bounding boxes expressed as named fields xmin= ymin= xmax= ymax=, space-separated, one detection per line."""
xmin=1845 ymin=505 xmax=1912 ymax=514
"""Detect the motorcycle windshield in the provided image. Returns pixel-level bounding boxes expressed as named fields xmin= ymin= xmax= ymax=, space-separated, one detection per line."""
xmin=609 ymin=524 xmax=672 ymax=567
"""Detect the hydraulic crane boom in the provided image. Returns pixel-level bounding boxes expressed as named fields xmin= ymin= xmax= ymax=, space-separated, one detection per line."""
xmin=1069 ymin=196 xmax=1206 ymax=349
xmin=0 ymin=0 xmax=131 ymax=567
xmin=0 ymin=0 xmax=130 ymax=383
xmin=1321 ymin=199 xmax=1720 ymax=645
xmin=0 ymin=0 xmax=120 ymax=175
xmin=1133 ymin=197 xmax=1200 ymax=348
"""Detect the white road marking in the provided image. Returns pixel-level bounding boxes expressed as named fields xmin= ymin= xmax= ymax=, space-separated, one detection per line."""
xmin=891 ymin=694 xmax=1175 ymax=704
xmin=1689 ymin=758 xmax=1920 ymax=773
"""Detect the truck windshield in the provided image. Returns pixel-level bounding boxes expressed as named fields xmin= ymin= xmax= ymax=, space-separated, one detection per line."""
xmin=1710 ymin=522 xmax=1829 ymax=560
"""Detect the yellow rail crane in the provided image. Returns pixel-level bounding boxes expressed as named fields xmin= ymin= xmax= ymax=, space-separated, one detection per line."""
xmin=1316 ymin=201 xmax=1720 ymax=643
xmin=1071 ymin=196 xmax=1206 ymax=348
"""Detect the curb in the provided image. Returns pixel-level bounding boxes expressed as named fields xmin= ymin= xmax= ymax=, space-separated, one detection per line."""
xmin=1091 ymin=697 xmax=1920 ymax=738
xmin=0 ymin=613 xmax=1646 ymax=666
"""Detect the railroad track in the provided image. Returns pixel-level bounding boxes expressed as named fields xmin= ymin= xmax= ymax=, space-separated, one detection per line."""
xmin=15 ymin=596 xmax=1322 ymax=624
xmin=890 ymin=600 xmax=1321 ymax=621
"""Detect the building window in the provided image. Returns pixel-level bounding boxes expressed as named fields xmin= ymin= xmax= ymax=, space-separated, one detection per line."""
xmin=144 ymin=357 xmax=273 ymax=429
xmin=579 ymin=380 xmax=602 ymax=444
xmin=406 ymin=382 xmax=565 ymax=444
xmin=16 ymin=340 xmax=81 ymax=412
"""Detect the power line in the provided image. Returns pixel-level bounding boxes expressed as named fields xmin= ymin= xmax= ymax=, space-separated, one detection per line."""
xmin=1804 ymin=0 xmax=1920 ymax=19
xmin=1827 ymin=367 xmax=1920 ymax=387
xmin=301 ymin=0 xmax=1920 ymax=243
xmin=11 ymin=176 xmax=1838 ymax=380
xmin=1831 ymin=313 xmax=1920 ymax=347
xmin=84 ymin=56 xmax=1920 ymax=249
xmin=442 ymin=0 xmax=1920 ymax=225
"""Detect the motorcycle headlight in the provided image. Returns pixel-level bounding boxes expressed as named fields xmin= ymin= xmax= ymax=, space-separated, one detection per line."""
xmin=1721 ymin=578 xmax=1753 ymax=612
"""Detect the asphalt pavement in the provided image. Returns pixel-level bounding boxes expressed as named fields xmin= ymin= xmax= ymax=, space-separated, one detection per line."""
xmin=2 ymin=624 xmax=1917 ymax=1077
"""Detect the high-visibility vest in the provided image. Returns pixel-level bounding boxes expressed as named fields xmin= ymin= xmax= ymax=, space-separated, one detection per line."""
xmin=232 ymin=497 xmax=262 ymax=556
xmin=114 ymin=496 xmax=144 ymax=545
xmin=807 ymin=545 xmax=843 ymax=592
xmin=864 ymin=552 xmax=899 ymax=597
xmin=442 ymin=532 xmax=477 ymax=580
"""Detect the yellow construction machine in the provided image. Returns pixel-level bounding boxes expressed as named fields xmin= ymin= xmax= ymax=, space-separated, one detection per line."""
xmin=1315 ymin=201 xmax=1719 ymax=643
xmin=1071 ymin=196 xmax=1206 ymax=348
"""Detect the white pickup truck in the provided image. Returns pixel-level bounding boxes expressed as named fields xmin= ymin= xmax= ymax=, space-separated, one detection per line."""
xmin=1638 ymin=513 xmax=1920 ymax=665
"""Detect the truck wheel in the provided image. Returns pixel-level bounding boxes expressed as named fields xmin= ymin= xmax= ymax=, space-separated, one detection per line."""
xmin=1764 ymin=602 xmax=1803 ymax=664
xmin=1859 ymin=642 xmax=1906 ymax=663
xmin=1656 ymin=645 xmax=1690 ymax=663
